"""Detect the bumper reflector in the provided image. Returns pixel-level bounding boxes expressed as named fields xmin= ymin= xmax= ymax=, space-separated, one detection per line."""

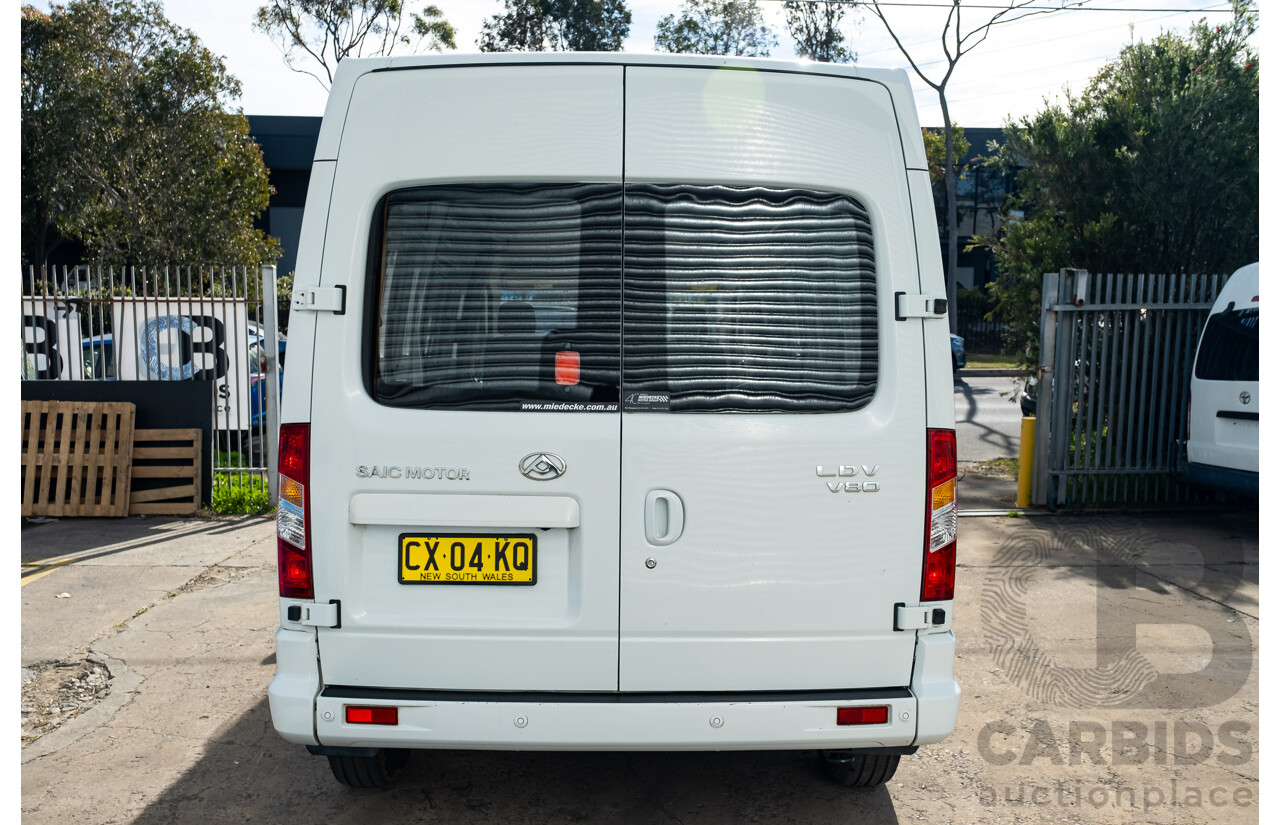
xmin=836 ymin=705 xmax=889 ymax=726
xmin=346 ymin=706 xmax=399 ymax=726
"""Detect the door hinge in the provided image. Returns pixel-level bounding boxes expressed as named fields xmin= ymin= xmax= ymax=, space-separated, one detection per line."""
xmin=895 ymin=292 xmax=948 ymax=321
xmin=894 ymin=602 xmax=947 ymax=631
xmin=288 ymin=600 xmax=341 ymax=628
xmin=292 ymin=285 xmax=346 ymax=314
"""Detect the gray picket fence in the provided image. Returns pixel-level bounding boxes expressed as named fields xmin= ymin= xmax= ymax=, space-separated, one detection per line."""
xmin=20 ymin=264 xmax=281 ymax=507
xmin=1032 ymin=269 xmax=1227 ymax=508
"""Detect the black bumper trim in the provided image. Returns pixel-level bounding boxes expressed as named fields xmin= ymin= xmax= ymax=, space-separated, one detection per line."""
xmin=320 ymin=686 xmax=914 ymax=704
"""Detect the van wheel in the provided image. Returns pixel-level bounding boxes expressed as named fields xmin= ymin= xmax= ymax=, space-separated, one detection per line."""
xmin=327 ymin=748 xmax=410 ymax=788
xmin=819 ymin=750 xmax=900 ymax=787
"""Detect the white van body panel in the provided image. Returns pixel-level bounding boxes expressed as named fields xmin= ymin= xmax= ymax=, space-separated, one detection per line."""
xmin=618 ymin=66 xmax=926 ymax=691
xmin=272 ymin=53 xmax=958 ymax=752
xmin=1187 ymin=262 xmax=1259 ymax=484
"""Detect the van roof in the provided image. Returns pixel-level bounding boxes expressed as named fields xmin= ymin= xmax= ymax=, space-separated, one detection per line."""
xmin=316 ymin=53 xmax=924 ymax=169
xmin=1212 ymin=262 xmax=1259 ymax=313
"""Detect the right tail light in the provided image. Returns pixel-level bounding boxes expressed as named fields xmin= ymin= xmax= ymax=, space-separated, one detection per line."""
xmin=922 ymin=428 xmax=957 ymax=601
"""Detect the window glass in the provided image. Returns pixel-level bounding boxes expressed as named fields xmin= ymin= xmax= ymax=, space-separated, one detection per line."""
xmin=1195 ymin=308 xmax=1259 ymax=382
xmin=622 ymin=184 xmax=878 ymax=413
xmin=373 ymin=184 xmax=622 ymax=411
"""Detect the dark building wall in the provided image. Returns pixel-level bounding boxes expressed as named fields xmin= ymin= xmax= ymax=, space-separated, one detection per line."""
xmin=247 ymin=115 xmax=323 ymax=278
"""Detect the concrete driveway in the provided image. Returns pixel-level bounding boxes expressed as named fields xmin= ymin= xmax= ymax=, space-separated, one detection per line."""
xmin=20 ymin=509 xmax=1258 ymax=824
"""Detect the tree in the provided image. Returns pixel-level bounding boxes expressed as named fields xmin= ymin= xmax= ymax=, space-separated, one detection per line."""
xmin=477 ymin=0 xmax=630 ymax=52
xmin=923 ymin=125 xmax=969 ymax=231
xmin=784 ymin=1 xmax=855 ymax=63
xmin=859 ymin=0 xmax=1077 ymax=333
xmin=987 ymin=1 xmax=1258 ymax=362
xmin=21 ymin=0 xmax=278 ymax=268
xmin=254 ymin=1 xmax=456 ymax=88
xmin=653 ymin=0 xmax=776 ymax=57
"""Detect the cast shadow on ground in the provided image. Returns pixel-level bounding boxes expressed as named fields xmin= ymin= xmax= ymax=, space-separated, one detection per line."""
xmin=129 ymin=698 xmax=903 ymax=825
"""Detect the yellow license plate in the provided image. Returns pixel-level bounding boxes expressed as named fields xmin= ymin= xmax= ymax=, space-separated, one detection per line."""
xmin=398 ymin=533 xmax=537 ymax=585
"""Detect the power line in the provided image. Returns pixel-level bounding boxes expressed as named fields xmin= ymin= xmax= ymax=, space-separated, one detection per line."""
xmin=762 ymin=1 xmax=1232 ymax=10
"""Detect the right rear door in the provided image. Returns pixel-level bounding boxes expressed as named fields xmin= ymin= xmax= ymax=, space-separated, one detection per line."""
xmin=617 ymin=66 xmax=929 ymax=692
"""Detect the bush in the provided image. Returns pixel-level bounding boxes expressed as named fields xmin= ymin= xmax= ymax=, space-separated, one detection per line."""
xmin=210 ymin=472 xmax=272 ymax=515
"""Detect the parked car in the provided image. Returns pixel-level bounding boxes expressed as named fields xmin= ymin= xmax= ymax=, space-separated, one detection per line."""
xmin=1176 ymin=262 xmax=1258 ymax=493
xmin=1019 ymin=374 xmax=1037 ymax=417
xmin=950 ymin=334 xmax=966 ymax=370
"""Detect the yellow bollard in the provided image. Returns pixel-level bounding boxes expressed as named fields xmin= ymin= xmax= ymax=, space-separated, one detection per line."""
xmin=1016 ymin=416 xmax=1036 ymax=508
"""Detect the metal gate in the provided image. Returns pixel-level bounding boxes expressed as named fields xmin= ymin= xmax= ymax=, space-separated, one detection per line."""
xmin=1033 ymin=269 xmax=1226 ymax=508
xmin=19 ymin=264 xmax=282 ymax=506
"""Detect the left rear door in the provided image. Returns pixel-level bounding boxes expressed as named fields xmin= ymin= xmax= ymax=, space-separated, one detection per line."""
xmin=307 ymin=64 xmax=626 ymax=692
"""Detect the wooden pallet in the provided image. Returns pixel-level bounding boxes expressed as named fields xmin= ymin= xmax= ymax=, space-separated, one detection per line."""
xmin=21 ymin=401 xmax=136 ymax=517
xmin=129 ymin=428 xmax=202 ymax=515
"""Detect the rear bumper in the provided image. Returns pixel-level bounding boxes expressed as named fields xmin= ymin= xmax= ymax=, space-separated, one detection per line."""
xmin=1173 ymin=442 xmax=1259 ymax=494
xmin=1184 ymin=461 xmax=1259 ymax=494
xmin=270 ymin=629 xmax=959 ymax=752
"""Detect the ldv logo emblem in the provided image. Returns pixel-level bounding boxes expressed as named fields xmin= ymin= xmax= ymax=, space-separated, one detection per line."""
xmin=520 ymin=453 xmax=566 ymax=481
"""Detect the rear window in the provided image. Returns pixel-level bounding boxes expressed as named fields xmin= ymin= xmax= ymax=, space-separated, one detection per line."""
xmin=1195 ymin=307 xmax=1258 ymax=382
xmin=370 ymin=183 xmax=879 ymax=413
xmin=373 ymin=183 xmax=622 ymax=411
xmin=623 ymin=184 xmax=878 ymax=413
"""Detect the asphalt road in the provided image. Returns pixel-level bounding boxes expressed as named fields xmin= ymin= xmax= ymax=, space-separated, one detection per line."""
xmin=954 ymin=374 xmax=1027 ymax=464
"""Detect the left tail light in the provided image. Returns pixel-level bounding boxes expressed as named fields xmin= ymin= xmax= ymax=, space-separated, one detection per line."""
xmin=922 ymin=428 xmax=957 ymax=601
xmin=277 ymin=423 xmax=313 ymax=599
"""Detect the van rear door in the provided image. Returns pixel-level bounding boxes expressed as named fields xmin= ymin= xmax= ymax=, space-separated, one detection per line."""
xmin=617 ymin=67 xmax=930 ymax=691
xmin=307 ymin=65 xmax=625 ymax=692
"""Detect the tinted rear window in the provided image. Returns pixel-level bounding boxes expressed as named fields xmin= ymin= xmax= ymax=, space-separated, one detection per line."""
xmin=1195 ymin=307 xmax=1258 ymax=382
xmin=370 ymin=183 xmax=879 ymax=414
xmin=623 ymin=184 xmax=878 ymax=413
xmin=373 ymin=183 xmax=622 ymax=411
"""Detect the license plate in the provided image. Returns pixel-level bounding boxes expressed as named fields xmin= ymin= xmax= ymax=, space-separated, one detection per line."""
xmin=398 ymin=533 xmax=537 ymax=585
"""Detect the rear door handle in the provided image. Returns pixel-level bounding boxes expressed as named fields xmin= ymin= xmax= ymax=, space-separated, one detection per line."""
xmin=644 ymin=489 xmax=685 ymax=546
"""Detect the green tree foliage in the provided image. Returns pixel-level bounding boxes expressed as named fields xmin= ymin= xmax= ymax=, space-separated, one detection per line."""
xmin=254 ymin=1 xmax=456 ymax=88
xmin=784 ymin=1 xmax=854 ymax=63
xmin=21 ymin=0 xmax=279 ymax=268
xmin=987 ymin=2 xmax=1258 ymax=361
xmin=654 ymin=0 xmax=776 ymax=57
xmin=923 ymin=125 xmax=969 ymax=230
xmin=478 ymin=0 xmax=630 ymax=52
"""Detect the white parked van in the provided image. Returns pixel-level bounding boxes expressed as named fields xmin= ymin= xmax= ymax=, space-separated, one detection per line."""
xmin=1180 ymin=262 xmax=1259 ymax=493
xmin=269 ymin=53 xmax=959 ymax=789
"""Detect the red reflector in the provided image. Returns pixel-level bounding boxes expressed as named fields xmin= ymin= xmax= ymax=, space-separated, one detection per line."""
xmin=836 ymin=706 xmax=889 ymax=726
xmin=555 ymin=350 xmax=581 ymax=385
xmin=346 ymin=706 xmax=398 ymax=725
xmin=922 ymin=540 xmax=957 ymax=601
xmin=928 ymin=428 xmax=957 ymax=487
xmin=278 ymin=540 xmax=313 ymax=600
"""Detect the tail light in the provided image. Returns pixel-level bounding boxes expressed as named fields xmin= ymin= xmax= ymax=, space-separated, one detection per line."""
xmin=278 ymin=423 xmax=313 ymax=599
xmin=923 ymin=429 xmax=957 ymax=601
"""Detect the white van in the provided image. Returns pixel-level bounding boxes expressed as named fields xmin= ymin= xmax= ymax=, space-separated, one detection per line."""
xmin=269 ymin=53 xmax=959 ymax=789
xmin=1181 ymin=262 xmax=1259 ymax=493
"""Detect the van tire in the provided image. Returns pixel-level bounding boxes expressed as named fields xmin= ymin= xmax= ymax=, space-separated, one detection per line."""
xmin=327 ymin=748 xmax=410 ymax=788
xmin=819 ymin=750 xmax=900 ymax=787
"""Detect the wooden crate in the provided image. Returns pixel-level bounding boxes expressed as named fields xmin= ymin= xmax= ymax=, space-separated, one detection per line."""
xmin=21 ymin=401 xmax=136 ymax=517
xmin=129 ymin=429 xmax=202 ymax=515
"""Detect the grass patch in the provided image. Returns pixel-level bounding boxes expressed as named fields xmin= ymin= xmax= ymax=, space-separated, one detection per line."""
xmin=211 ymin=473 xmax=272 ymax=515
xmin=963 ymin=352 xmax=1024 ymax=369
xmin=971 ymin=457 xmax=1019 ymax=477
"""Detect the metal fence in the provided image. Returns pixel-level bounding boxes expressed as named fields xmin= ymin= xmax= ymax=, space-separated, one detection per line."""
xmin=1032 ymin=268 xmax=1226 ymax=508
xmin=20 ymin=264 xmax=281 ymax=507
xmin=955 ymin=288 xmax=1008 ymax=352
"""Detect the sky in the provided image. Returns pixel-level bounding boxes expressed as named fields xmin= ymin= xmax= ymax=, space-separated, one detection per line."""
xmin=134 ymin=0 xmax=1243 ymax=130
